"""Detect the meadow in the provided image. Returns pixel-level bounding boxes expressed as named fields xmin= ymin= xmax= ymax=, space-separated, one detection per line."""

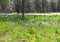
xmin=0 ymin=14 xmax=60 ymax=42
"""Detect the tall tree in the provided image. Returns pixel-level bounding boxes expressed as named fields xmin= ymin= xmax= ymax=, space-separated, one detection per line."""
xmin=22 ymin=0 xmax=25 ymax=19
xmin=42 ymin=0 xmax=47 ymax=12
xmin=34 ymin=0 xmax=41 ymax=12
xmin=15 ymin=0 xmax=25 ymax=19
xmin=14 ymin=0 xmax=22 ymax=13
xmin=24 ymin=0 xmax=31 ymax=12
xmin=57 ymin=0 xmax=60 ymax=12
xmin=15 ymin=0 xmax=20 ymax=13
xmin=50 ymin=0 xmax=56 ymax=12
xmin=0 ymin=0 xmax=9 ymax=12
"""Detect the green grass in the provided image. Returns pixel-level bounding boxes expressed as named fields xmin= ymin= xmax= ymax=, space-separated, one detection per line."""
xmin=0 ymin=14 xmax=60 ymax=42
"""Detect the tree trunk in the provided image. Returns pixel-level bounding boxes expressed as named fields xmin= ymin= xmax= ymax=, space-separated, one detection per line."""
xmin=22 ymin=0 xmax=25 ymax=19
xmin=42 ymin=0 xmax=44 ymax=13
xmin=16 ymin=0 xmax=20 ymax=14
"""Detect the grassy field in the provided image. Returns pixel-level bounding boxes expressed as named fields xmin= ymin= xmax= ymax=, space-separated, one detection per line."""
xmin=0 ymin=14 xmax=60 ymax=42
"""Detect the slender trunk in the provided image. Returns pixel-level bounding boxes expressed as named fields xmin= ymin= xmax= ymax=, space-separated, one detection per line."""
xmin=16 ymin=0 xmax=19 ymax=14
xmin=37 ymin=9 xmax=38 ymax=12
xmin=22 ymin=0 xmax=24 ymax=19
xmin=42 ymin=0 xmax=44 ymax=13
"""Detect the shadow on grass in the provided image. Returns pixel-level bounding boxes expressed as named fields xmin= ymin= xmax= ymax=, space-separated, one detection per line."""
xmin=0 ymin=15 xmax=28 ymax=22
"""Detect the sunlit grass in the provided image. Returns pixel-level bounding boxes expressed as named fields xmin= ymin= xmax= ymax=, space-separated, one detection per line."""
xmin=0 ymin=15 xmax=60 ymax=42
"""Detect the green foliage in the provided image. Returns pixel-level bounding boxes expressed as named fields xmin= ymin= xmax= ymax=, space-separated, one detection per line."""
xmin=57 ymin=38 xmax=60 ymax=42
xmin=35 ymin=36 xmax=41 ymax=42
xmin=0 ymin=15 xmax=60 ymax=42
